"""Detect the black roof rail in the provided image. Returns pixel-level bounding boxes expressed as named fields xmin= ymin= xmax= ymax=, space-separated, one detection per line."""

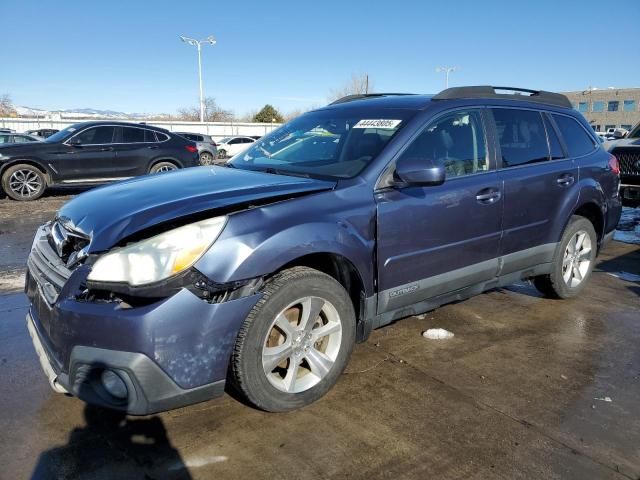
xmin=329 ymin=93 xmax=415 ymax=105
xmin=432 ymin=86 xmax=572 ymax=109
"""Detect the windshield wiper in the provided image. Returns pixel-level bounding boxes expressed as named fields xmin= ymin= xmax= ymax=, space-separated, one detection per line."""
xmin=262 ymin=167 xmax=311 ymax=178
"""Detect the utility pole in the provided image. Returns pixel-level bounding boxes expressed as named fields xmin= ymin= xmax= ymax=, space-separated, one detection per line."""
xmin=436 ymin=66 xmax=457 ymax=89
xmin=180 ymin=35 xmax=217 ymax=122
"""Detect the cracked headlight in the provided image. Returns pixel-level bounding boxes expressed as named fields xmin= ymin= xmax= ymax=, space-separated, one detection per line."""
xmin=87 ymin=216 xmax=227 ymax=286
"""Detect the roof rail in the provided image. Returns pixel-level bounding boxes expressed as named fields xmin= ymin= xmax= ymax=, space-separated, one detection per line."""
xmin=329 ymin=93 xmax=415 ymax=105
xmin=432 ymin=86 xmax=572 ymax=109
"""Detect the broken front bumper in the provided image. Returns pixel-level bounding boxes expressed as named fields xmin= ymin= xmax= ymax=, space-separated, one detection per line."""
xmin=25 ymin=265 xmax=262 ymax=415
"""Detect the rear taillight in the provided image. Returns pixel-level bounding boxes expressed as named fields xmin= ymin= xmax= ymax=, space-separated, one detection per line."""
xmin=185 ymin=145 xmax=198 ymax=153
xmin=608 ymin=153 xmax=620 ymax=175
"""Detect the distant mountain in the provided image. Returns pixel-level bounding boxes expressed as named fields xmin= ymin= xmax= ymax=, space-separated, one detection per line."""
xmin=13 ymin=105 xmax=161 ymax=120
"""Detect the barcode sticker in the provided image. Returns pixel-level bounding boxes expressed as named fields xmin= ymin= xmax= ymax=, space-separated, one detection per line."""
xmin=353 ymin=119 xmax=402 ymax=129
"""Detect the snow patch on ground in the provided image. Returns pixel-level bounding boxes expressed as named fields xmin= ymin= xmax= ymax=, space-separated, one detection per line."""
xmin=423 ymin=328 xmax=455 ymax=340
xmin=615 ymin=207 xmax=640 ymax=245
xmin=0 ymin=269 xmax=25 ymax=293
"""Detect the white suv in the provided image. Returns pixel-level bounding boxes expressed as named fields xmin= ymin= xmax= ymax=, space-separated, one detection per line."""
xmin=217 ymin=136 xmax=255 ymax=159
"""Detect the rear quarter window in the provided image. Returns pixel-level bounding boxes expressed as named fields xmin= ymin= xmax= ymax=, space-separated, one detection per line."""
xmin=552 ymin=115 xmax=596 ymax=157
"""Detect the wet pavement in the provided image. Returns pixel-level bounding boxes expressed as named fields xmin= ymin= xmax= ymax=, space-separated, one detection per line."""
xmin=1 ymin=192 xmax=639 ymax=479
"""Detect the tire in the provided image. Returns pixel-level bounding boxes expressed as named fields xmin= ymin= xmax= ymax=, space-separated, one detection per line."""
xmin=1 ymin=164 xmax=46 ymax=201
xmin=533 ymin=215 xmax=597 ymax=299
xmin=218 ymin=149 xmax=227 ymax=160
xmin=149 ymin=161 xmax=178 ymax=174
xmin=199 ymin=152 xmax=214 ymax=165
xmin=230 ymin=266 xmax=356 ymax=412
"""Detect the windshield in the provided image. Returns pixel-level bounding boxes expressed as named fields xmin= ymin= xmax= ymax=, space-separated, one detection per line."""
xmin=229 ymin=109 xmax=413 ymax=179
xmin=44 ymin=125 xmax=82 ymax=143
xmin=629 ymin=123 xmax=640 ymax=139
xmin=218 ymin=137 xmax=230 ymax=144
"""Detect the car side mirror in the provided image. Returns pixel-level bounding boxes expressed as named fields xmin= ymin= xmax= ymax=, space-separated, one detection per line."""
xmin=395 ymin=155 xmax=446 ymax=186
xmin=67 ymin=137 xmax=82 ymax=146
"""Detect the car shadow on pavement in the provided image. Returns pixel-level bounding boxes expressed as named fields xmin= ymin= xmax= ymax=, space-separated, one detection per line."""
xmin=31 ymin=405 xmax=192 ymax=480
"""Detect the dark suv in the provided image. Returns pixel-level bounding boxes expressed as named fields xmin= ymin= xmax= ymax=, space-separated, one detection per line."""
xmin=608 ymin=121 xmax=640 ymax=206
xmin=0 ymin=121 xmax=200 ymax=200
xmin=25 ymin=86 xmax=621 ymax=414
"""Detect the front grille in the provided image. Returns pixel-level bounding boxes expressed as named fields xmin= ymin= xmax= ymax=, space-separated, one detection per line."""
xmin=49 ymin=220 xmax=90 ymax=266
xmin=613 ymin=147 xmax=640 ymax=176
xmin=27 ymin=225 xmax=74 ymax=304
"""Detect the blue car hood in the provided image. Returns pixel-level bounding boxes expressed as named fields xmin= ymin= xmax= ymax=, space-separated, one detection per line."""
xmin=58 ymin=166 xmax=335 ymax=252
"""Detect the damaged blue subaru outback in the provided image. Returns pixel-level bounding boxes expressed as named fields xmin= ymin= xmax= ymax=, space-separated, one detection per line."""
xmin=26 ymin=86 xmax=622 ymax=414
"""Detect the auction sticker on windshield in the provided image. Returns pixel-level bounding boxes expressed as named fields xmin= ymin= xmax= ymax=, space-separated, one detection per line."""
xmin=353 ymin=119 xmax=402 ymax=129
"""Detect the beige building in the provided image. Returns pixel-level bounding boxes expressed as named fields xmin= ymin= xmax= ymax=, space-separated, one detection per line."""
xmin=561 ymin=87 xmax=640 ymax=133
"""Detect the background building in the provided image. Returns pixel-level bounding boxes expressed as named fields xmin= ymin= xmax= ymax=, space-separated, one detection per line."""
xmin=562 ymin=88 xmax=640 ymax=133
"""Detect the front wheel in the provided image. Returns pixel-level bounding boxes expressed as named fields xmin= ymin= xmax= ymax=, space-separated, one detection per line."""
xmin=533 ymin=216 xmax=597 ymax=299
xmin=1 ymin=164 xmax=47 ymax=201
xmin=230 ymin=267 xmax=356 ymax=412
xmin=217 ymin=149 xmax=227 ymax=160
xmin=149 ymin=161 xmax=178 ymax=174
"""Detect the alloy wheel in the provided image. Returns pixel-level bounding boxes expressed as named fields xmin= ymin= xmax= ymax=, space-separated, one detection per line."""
xmin=562 ymin=230 xmax=592 ymax=288
xmin=262 ymin=296 xmax=342 ymax=394
xmin=8 ymin=169 xmax=42 ymax=198
xmin=155 ymin=164 xmax=176 ymax=173
xmin=200 ymin=152 xmax=213 ymax=165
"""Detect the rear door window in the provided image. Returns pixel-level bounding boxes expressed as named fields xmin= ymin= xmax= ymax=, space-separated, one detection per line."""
xmin=121 ymin=127 xmax=145 ymax=143
xmin=551 ymin=115 xmax=597 ymax=157
xmin=493 ymin=109 xmax=549 ymax=168
xmin=542 ymin=114 xmax=565 ymax=160
xmin=0 ymin=135 xmax=10 ymax=143
xmin=144 ymin=129 xmax=158 ymax=142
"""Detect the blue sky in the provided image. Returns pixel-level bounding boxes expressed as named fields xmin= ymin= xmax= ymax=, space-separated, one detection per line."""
xmin=3 ymin=0 xmax=639 ymax=116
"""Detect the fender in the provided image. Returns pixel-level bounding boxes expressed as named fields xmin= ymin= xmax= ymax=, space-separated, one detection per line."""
xmin=195 ymin=187 xmax=377 ymax=296
xmin=573 ymin=177 xmax=607 ymax=237
xmin=0 ymin=157 xmax=54 ymax=182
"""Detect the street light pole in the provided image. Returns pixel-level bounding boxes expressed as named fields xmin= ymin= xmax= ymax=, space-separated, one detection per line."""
xmin=180 ymin=35 xmax=217 ymax=122
xmin=436 ymin=66 xmax=457 ymax=89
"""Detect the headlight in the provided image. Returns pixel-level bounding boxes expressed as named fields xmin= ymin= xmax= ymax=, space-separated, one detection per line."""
xmin=87 ymin=216 xmax=227 ymax=286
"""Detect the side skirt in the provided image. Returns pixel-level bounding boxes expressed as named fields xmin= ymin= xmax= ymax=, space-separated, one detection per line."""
xmin=371 ymin=262 xmax=553 ymax=329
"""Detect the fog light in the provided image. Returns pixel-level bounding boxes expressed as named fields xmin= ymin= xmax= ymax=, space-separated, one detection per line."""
xmin=101 ymin=370 xmax=128 ymax=400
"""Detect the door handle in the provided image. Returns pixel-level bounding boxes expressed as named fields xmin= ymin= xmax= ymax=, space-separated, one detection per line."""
xmin=147 ymin=145 xmax=159 ymax=150
xmin=100 ymin=146 xmax=114 ymax=152
xmin=476 ymin=188 xmax=501 ymax=204
xmin=556 ymin=173 xmax=575 ymax=187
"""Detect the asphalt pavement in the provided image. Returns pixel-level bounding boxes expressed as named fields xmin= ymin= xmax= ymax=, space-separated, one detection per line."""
xmin=1 ymin=191 xmax=639 ymax=480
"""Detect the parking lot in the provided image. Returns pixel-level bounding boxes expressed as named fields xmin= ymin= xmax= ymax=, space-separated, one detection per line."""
xmin=0 ymin=191 xmax=638 ymax=479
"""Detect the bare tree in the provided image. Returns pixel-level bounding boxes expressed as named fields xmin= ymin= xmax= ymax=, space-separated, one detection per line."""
xmin=176 ymin=97 xmax=234 ymax=122
xmin=0 ymin=94 xmax=16 ymax=117
xmin=328 ymin=73 xmax=373 ymax=102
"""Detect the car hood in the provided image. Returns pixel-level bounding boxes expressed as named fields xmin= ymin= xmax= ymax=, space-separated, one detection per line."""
xmin=605 ymin=138 xmax=640 ymax=151
xmin=57 ymin=166 xmax=336 ymax=252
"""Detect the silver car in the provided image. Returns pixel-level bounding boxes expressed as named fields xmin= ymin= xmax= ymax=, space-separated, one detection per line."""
xmin=0 ymin=133 xmax=42 ymax=144
xmin=174 ymin=132 xmax=218 ymax=165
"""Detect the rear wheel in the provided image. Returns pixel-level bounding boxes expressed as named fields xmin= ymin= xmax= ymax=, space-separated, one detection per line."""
xmin=149 ymin=161 xmax=178 ymax=174
xmin=533 ymin=216 xmax=597 ymax=299
xmin=1 ymin=164 xmax=46 ymax=201
xmin=230 ymin=267 xmax=356 ymax=412
xmin=199 ymin=151 xmax=214 ymax=165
